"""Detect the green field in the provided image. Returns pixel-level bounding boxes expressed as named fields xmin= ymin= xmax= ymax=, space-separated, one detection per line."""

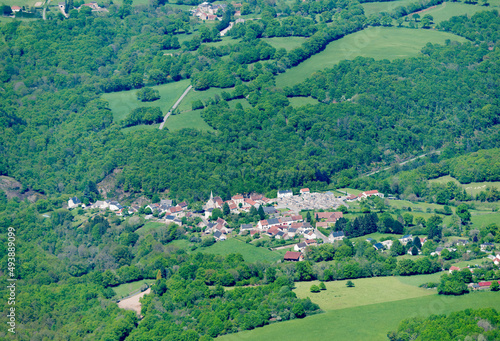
xmin=202 ymin=238 xmax=286 ymax=263
xmin=410 ymin=2 xmax=498 ymax=24
xmin=102 ymin=79 xmax=191 ymax=122
xmin=471 ymin=211 xmax=500 ymax=228
xmin=165 ymin=109 xmax=214 ymax=132
xmin=177 ymin=86 xmax=233 ymax=112
xmin=275 ymin=27 xmax=467 ymax=88
xmin=263 ymin=37 xmax=307 ymax=51
xmin=218 ymin=291 xmax=500 ymax=341
xmin=362 ymin=0 xmax=418 ymax=16
xmin=293 ymin=276 xmax=435 ymax=311
xmin=429 ymin=175 xmax=500 ymax=195
xmin=136 ymin=221 xmax=165 ymax=235
xmin=288 ymin=96 xmax=320 ymax=107
xmin=113 ymin=279 xmax=154 ymax=299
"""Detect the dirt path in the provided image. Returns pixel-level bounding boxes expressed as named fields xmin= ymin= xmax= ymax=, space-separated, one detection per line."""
xmin=159 ymin=85 xmax=193 ymax=130
xmin=117 ymin=288 xmax=151 ymax=317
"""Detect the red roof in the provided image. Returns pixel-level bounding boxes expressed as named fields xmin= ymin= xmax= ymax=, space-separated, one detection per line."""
xmin=478 ymin=281 xmax=500 ymax=287
xmin=232 ymin=194 xmax=244 ymax=200
xmin=300 ymin=188 xmax=310 ymax=193
xmin=449 ymin=266 xmax=460 ymax=271
xmin=364 ymin=190 xmax=379 ymax=195
xmin=346 ymin=194 xmax=358 ymax=200
xmin=284 ymin=251 xmax=302 ymax=261
xmin=11 ymin=5 xmax=21 ymax=10
xmin=292 ymin=215 xmax=303 ymax=221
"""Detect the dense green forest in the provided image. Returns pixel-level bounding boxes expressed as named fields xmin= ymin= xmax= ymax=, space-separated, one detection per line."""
xmin=0 ymin=2 xmax=498 ymax=200
xmin=388 ymin=308 xmax=500 ymax=340
xmin=1 ymin=0 xmax=500 ymax=340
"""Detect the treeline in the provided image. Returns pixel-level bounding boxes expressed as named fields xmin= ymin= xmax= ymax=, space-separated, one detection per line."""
xmin=389 ymin=308 xmax=500 ymax=341
xmin=122 ymin=107 xmax=163 ymax=127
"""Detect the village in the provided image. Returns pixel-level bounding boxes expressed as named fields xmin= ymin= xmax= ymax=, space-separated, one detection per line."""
xmin=66 ymin=186 xmax=500 ymax=290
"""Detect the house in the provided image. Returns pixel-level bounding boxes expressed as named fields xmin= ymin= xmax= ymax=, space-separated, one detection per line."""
xmin=329 ymin=231 xmax=345 ymax=243
xmin=205 ymin=191 xmax=223 ymax=210
xmin=240 ymin=223 xmax=253 ymax=231
xmin=477 ymin=280 xmax=500 ymax=289
xmin=178 ymin=201 xmax=188 ymax=209
xmin=294 ymin=242 xmax=307 ymax=252
xmin=373 ymin=243 xmax=384 ymax=250
xmin=258 ymin=219 xmax=269 ymax=229
xmin=291 ymin=215 xmax=303 ymax=222
xmin=305 ymin=239 xmax=317 ymax=246
xmin=449 ymin=266 xmax=460 ymax=273
xmin=68 ymin=196 xmax=82 ymax=209
xmin=316 ymin=221 xmax=329 ymax=229
xmin=287 ymin=227 xmax=298 ymax=237
xmin=381 ymin=240 xmax=393 ymax=249
xmin=232 ymin=194 xmax=244 ymax=206
xmin=432 ymin=247 xmax=444 ymax=256
xmin=277 ymin=190 xmax=293 ymax=198
xmin=300 ymin=188 xmax=310 ymax=195
xmin=399 ymin=235 xmax=413 ymax=245
xmin=263 ymin=206 xmax=277 ymax=215
xmin=11 ymin=5 xmax=21 ymax=12
xmin=481 ymin=242 xmax=495 ymax=252
xmin=276 ymin=231 xmax=286 ymax=239
xmin=267 ymin=218 xmax=281 ymax=227
xmin=284 ymin=251 xmax=302 ymax=261
xmin=214 ymin=231 xmax=227 ymax=241
xmin=267 ymin=226 xmax=281 ymax=237
xmin=346 ymin=194 xmax=359 ymax=202
xmin=359 ymin=190 xmax=384 ymax=199
xmin=280 ymin=216 xmax=293 ymax=226
xmin=304 ymin=230 xmax=317 ymax=240
xmin=456 ymin=239 xmax=469 ymax=246
xmin=82 ymin=1 xmax=99 ymax=10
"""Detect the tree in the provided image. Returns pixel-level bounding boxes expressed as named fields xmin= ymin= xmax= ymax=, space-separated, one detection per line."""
xmin=413 ymin=236 xmax=422 ymax=250
xmin=411 ymin=246 xmax=419 ymax=256
xmin=137 ymin=87 xmax=160 ymax=102
xmin=427 ymin=215 xmax=443 ymax=241
xmin=391 ymin=240 xmax=405 ymax=256
xmin=456 ymin=204 xmax=471 ymax=224
xmin=403 ymin=213 xmax=413 ymax=226
xmin=258 ymin=205 xmax=265 ymax=220
xmin=319 ymin=282 xmax=326 ymax=290
xmin=292 ymin=302 xmax=306 ymax=318
xmin=222 ymin=202 xmax=230 ymax=216
xmin=310 ymin=284 xmax=320 ymax=293
xmin=346 ymin=280 xmax=355 ymax=287
xmin=156 ymin=269 xmax=162 ymax=280
xmin=491 ymin=281 xmax=499 ymax=291
xmin=2 ymin=4 xmax=13 ymax=15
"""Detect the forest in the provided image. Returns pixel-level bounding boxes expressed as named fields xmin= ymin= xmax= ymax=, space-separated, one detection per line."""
xmin=0 ymin=0 xmax=499 ymax=340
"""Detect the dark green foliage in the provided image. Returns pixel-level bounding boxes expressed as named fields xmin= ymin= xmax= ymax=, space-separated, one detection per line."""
xmin=346 ymin=280 xmax=354 ymax=287
xmin=389 ymin=308 xmax=500 ymax=341
xmin=310 ymin=284 xmax=320 ymax=292
xmin=123 ymin=107 xmax=163 ymax=127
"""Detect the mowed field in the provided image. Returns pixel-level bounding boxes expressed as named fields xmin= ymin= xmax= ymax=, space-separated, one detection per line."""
xmin=429 ymin=175 xmax=500 ymax=196
xmin=202 ymin=238 xmax=286 ymax=263
xmin=362 ymin=0 xmax=417 ymax=16
xmin=263 ymin=37 xmax=307 ymax=51
xmin=293 ymin=276 xmax=437 ymax=311
xmin=275 ymin=27 xmax=467 ymax=88
xmin=102 ymin=79 xmax=191 ymax=122
xmin=217 ymin=290 xmax=500 ymax=341
xmin=165 ymin=109 xmax=214 ymax=132
xmin=409 ymin=3 xmax=499 ymax=24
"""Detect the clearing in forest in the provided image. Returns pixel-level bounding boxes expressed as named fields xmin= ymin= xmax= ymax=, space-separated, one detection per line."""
xmin=275 ymin=27 xmax=467 ymax=88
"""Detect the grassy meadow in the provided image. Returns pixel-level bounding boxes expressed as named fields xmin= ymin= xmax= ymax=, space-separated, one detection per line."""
xmin=263 ymin=37 xmax=307 ymax=51
xmin=293 ymin=276 xmax=436 ymax=311
xmin=217 ymin=291 xmax=500 ymax=341
xmin=409 ymin=2 xmax=499 ymax=24
xmin=429 ymin=175 xmax=500 ymax=196
xmin=201 ymin=238 xmax=286 ymax=263
xmin=113 ymin=279 xmax=154 ymax=298
xmin=362 ymin=0 xmax=418 ymax=16
xmin=275 ymin=27 xmax=467 ymax=87
xmin=287 ymin=96 xmax=320 ymax=107
xmin=165 ymin=109 xmax=214 ymax=132
xmin=177 ymin=86 xmax=234 ymax=112
xmin=102 ymin=79 xmax=191 ymax=122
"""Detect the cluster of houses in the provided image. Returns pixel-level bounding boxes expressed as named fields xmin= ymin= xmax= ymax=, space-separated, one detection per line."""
xmin=204 ymin=191 xmax=272 ymax=215
xmin=448 ymin=264 xmax=500 ymax=290
xmin=190 ymin=1 xmax=242 ymax=21
xmin=346 ymin=190 xmax=385 ymax=202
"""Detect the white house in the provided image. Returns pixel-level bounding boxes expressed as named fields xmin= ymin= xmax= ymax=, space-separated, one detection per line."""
xmin=277 ymin=190 xmax=293 ymax=198
xmin=68 ymin=197 xmax=82 ymax=209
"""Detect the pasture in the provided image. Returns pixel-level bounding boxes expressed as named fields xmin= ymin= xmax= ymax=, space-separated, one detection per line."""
xmin=411 ymin=2 xmax=498 ymax=24
xmin=165 ymin=109 xmax=214 ymax=132
xmin=293 ymin=276 xmax=435 ymax=311
xmin=217 ymin=291 xmax=500 ymax=341
xmin=202 ymin=238 xmax=286 ymax=263
xmin=429 ymin=175 xmax=500 ymax=196
xmin=275 ymin=27 xmax=467 ymax=88
xmin=263 ymin=37 xmax=307 ymax=51
xmin=176 ymin=86 xmax=234 ymax=112
xmin=362 ymin=0 xmax=417 ymax=16
xmin=102 ymin=79 xmax=191 ymax=122
xmin=113 ymin=279 xmax=153 ymax=299
xmin=287 ymin=96 xmax=320 ymax=107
